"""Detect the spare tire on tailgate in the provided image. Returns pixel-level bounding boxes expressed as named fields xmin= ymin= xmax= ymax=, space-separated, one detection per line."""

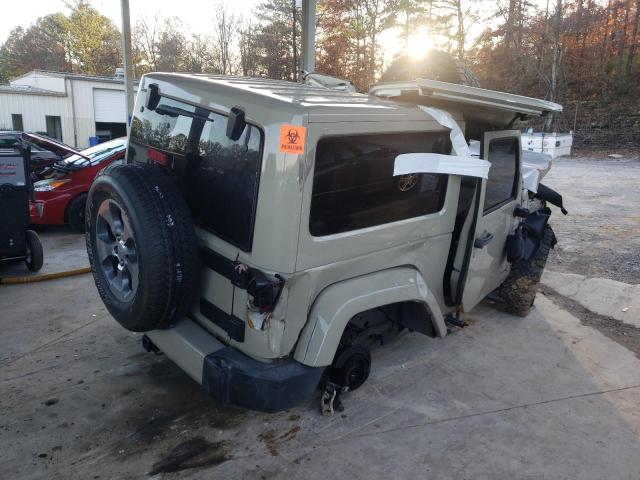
xmin=86 ymin=163 xmax=198 ymax=332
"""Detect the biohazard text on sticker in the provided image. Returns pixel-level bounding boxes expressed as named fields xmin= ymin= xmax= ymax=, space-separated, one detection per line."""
xmin=279 ymin=125 xmax=307 ymax=154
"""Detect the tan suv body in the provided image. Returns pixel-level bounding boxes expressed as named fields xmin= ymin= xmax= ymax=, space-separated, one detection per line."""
xmin=122 ymin=74 xmax=561 ymax=411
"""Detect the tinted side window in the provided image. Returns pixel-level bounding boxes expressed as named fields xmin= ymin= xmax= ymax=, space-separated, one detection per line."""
xmin=484 ymin=137 xmax=519 ymax=212
xmin=310 ymin=133 xmax=449 ymax=236
xmin=129 ymin=98 xmax=263 ymax=251
xmin=189 ymin=119 xmax=262 ymax=251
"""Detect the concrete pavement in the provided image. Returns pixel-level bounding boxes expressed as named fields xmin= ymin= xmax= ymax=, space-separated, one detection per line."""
xmin=2 ymin=153 xmax=640 ymax=479
xmin=543 ymin=270 xmax=640 ymax=328
xmin=2 ymin=270 xmax=640 ymax=479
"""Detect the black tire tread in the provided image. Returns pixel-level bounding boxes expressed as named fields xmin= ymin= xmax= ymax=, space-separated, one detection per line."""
xmin=88 ymin=164 xmax=174 ymax=331
xmin=66 ymin=193 xmax=88 ymax=233
xmin=25 ymin=229 xmax=44 ymax=272
xmin=86 ymin=163 xmax=198 ymax=332
xmin=494 ymin=225 xmax=555 ymax=317
xmin=132 ymin=165 xmax=199 ymax=328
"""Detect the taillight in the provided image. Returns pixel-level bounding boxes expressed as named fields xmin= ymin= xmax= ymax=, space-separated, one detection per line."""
xmin=246 ymin=270 xmax=285 ymax=313
xmin=147 ymin=147 xmax=169 ymax=167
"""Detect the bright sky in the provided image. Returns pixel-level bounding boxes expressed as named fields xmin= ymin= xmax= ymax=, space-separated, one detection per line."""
xmin=1 ymin=0 xmax=260 ymax=42
xmin=1 ymin=0 xmax=550 ymax=65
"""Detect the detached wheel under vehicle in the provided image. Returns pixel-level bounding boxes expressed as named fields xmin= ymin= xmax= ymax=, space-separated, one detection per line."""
xmin=86 ymin=163 xmax=198 ymax=332
xmin=494 ymin=225 xmax=556 ymax=317
xmin=66 ymin=193 xmax=88 ymax=233
xmin=329 ymin=345 xmax=371 ymax=391
xmin=24 ymin=229 xmax=43 ymax=272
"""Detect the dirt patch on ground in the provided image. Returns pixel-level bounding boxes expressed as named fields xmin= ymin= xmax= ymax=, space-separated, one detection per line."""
xmin=571 ymin=147 xmax=640 ymax=159
xmin=106 ymin=357 xmax=248 ymax=468
xmin=540 ymin=285 xmax=640 ymax=358
xmin=258 ymin=425 xmax=301 ymax=456
xmin=148 ymin=437 xmax=229 ymax=475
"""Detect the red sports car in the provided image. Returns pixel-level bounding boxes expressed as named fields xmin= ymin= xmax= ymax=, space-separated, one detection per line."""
xmin=30 ymin=138 xmax=126 ymax=232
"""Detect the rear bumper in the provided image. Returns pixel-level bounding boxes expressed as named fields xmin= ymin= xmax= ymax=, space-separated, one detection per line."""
xmin=202 ymin=347 xmax=324 ymax=412
xmin=146 ymin=318 xmax=324 ymax=413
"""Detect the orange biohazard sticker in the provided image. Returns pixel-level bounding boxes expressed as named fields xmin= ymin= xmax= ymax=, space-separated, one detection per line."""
xmin=279 ymin=125 xmax=307 ymax=154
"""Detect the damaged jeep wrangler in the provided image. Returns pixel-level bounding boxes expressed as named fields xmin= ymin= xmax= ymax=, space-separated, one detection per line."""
xmin=86 ymin=74 xmax=566 ymax=413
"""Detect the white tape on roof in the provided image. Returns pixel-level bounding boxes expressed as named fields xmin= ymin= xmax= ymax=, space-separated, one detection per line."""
xmin=418 ymin=106 xmax=470 ymax=156
xmin=393 ymin=106 xmax=491 ymax=179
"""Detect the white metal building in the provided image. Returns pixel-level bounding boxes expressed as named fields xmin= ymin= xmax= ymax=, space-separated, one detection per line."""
xmin=0 ymin=70 xmax=138 ymax=149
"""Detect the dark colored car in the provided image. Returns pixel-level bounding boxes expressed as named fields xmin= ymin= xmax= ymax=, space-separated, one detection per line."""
xmin=29 ymin=138 xmax=126 ymax=232
xmin=0 ymin=131 xmax=71 ymax=171
xmin=0 ymin=137 xmax=44 ymax=272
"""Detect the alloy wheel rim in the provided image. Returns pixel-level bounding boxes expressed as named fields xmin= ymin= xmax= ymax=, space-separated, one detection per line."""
xmin=95 ymin=199 xmax=139 ymax=301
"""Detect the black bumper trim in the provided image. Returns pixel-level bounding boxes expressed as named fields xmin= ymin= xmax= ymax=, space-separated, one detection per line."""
xmin=202 ymin=347 xmax=325 ymax=412
xmin=200 ymin=297 xmax=245 ymax=342
xmin=201 ymin=246 xmax=247 ymax=287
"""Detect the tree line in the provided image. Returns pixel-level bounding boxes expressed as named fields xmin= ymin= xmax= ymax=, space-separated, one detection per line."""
xmin=1 ymin=0 xmax=638 ymax=131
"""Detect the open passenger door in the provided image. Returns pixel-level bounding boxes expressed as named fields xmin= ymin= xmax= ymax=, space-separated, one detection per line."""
xmin=460 ymin=130 xmax=523 ymax=311
xmin=377 ymin=79 xmax=561 ymax=312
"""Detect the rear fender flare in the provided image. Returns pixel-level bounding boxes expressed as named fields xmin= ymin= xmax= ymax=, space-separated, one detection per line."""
xmin=294 ymin=267 xmax=446 ymax=367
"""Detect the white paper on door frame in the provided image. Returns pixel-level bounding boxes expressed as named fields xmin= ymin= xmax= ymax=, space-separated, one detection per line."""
xmin=393 ymin=106 xmax=491 ymax=180
xmin=394 ymin=153 xmax=491 ymax=179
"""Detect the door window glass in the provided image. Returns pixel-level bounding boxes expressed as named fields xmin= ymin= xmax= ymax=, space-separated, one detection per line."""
xmin=484 ymin=137 xmax=518 ymax=212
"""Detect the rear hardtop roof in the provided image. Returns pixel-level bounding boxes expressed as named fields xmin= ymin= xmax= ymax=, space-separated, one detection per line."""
xmin=370 ymin=78 xmax=562 ymax=127
xmin=142 ymin=73 xmax=433 ymax=123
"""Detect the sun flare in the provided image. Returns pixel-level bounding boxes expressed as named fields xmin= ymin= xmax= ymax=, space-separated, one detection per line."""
xmin=406 ymin=31 xmax=436 ymax=59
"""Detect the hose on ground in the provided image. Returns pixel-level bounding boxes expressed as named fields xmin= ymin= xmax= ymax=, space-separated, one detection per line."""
xmin=0 ymin=267 xmax=91 ymax=285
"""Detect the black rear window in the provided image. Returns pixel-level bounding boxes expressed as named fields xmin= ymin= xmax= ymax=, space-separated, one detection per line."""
xmin=129 ymin=97 xmax=263 ymax=251
xmin=310 ymin=132 xmax=449 ymax=236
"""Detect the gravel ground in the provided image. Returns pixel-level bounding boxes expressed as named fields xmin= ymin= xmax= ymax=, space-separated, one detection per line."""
xmin=542 ymin=153 xmax=640 ymax=284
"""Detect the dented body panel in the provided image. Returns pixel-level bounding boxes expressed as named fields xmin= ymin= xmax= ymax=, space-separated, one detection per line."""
xmin=295 ymin=267 xmax=446 ymax=366
xmin=124 ymin=73 xmax=561 ymax=411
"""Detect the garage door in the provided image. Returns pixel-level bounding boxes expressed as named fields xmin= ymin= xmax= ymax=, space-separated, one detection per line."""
xmin=93 ymin=89 xmax=126 ymax=123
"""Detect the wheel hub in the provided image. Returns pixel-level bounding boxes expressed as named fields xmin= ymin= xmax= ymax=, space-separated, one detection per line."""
xmin=113 ymin=239 xmax=131 ymax=265
xmin=95 ymin=199 xmax=139 ymax=302
xmin=330 ymin=345 xmax=371 ymax=391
